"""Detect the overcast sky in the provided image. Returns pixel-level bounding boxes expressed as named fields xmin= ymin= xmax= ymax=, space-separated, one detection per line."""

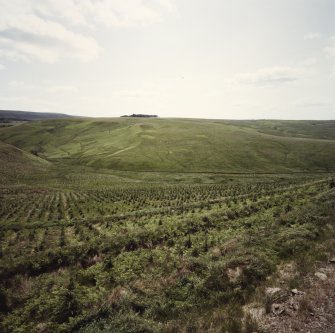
xmin=0 ymin=0 xmax=335 ymax=119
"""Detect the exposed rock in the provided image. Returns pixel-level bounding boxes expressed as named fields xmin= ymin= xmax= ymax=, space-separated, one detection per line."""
xmin=36 ymin=323 xmax=48 ymax=333
xmin=315 ymin=272 xmax=327 ymax=281
xmin=278 ymin=262 xmax=296 ymax=281
xmin=244 ymin=305 xmax=266 ymax=321
xmin=291 ymin=288 xmax=298 ymax=295
xmin=272 ymin=303 xmax=285 ymax=315
xmin=266 ymin=287 xmax=282 ymax=296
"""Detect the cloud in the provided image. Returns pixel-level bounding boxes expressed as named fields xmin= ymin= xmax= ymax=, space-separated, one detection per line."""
xmin=0 ymin=95 xmax=60 ymax=112
xmin=156 ymin=0 xmax=179 ymax=15
xmin=299 ymin=58 xmax=317 ymax=67
xmin=0 ymin=0 xmax=176 ymax=63
xmin=233 ymin=66 xmax=302 ymax=86
xmin=294 ymin=100 xmax=332 ymax=108
xmin=304 ymin=32 xmax=321 ymax=40
xmin=113 ymin=89 xmax=161 ymax=98
xmin=0 ymin=2 xmax=101 ymax=63
xmin=8 ymin=80 xmax=79 ymax=95
xmin=35 ymin=0 xmax=177 ymax=28
xmin=9 ymin=80 xmax=25 ymax=87
xmin=0 ymin=63 xmax=4 ymax=70
xmin=325 ymin=35 xmax=335 ymax=57
xmin=47 ymin=85 xmax=79 ymax=94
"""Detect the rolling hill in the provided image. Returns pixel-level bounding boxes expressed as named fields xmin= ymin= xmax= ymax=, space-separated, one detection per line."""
xmin=0 ymin=117 xmax=335 ymax=173
xmin=0 ymin=140 xmax=49 ymax=184
xmin=1 ymin=117 xmax=335 ymax=333
xmin=0 ymin=110 xmax=75 ymax=121
xmin=0 ymin=118 xmax=335 ymax=172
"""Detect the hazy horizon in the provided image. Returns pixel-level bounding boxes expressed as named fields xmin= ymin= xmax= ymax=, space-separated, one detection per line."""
xmin=1 ymin=0 xmax=335 ymax=120
xmin=2 ymin=109 xmax=335 ymax=121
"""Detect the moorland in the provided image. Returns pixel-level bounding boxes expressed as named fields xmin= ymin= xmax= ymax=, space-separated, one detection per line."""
xmin=0 ymin=115 xmax=335 ymax=332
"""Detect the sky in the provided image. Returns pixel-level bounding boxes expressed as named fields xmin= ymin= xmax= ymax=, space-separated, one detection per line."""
xmin=0 ymin=0 xmax=335 ymax=119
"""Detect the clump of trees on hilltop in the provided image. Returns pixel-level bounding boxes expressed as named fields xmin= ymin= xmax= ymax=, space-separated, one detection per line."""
xmin=120 ymin=114 xmax=158 ymax=118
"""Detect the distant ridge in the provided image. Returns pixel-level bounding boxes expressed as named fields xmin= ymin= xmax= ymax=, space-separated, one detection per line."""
xmin=0 ymin=110 xmax=75 ymax=121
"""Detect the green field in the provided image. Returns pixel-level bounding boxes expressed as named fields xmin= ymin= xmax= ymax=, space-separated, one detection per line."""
xmin=0 ymin=117 xmax=335 ymax=333
xmin=1 ymin=118 xmax=335 ymax=173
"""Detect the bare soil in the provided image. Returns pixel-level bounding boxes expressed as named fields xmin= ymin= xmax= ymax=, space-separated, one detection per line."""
xmin=260 ymin=262 xmax=335 ymax=333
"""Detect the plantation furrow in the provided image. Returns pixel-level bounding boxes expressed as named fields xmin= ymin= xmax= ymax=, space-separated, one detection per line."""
xmin=70 ymin=192 xmax=86 ymax=219
xmin=60 ymin=192 xmax=70 ymax=220
xmin=0 ymin=179 xmax=327 ymax=232
xmin=1 ymin=201 xmax=23 ymax=221
xmin=29 ymin=193 xmax=51 ymax=222
xmin=1 ymin=182 xmax=328 ymax=281
xmin=3 ymin=203 xmax=24 ymax=222
xmin=42 ymin=192 xmax=54 ymax=221
xmin=0 ymin=179 xmax=324 ymax=224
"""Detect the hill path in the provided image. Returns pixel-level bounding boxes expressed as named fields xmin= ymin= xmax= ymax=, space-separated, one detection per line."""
xmin=108 ymin=145 xmax=136 ymax=157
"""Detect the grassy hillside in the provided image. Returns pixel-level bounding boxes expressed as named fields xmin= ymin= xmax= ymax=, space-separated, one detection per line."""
xmin=1 ymin=117 xmax=335 ymax=332
xmin=224 ymin=120 xmax=335 ymax=140
xmin=0 ymin=118 xmax=335 ymax=173
xmin=0 ymin=140 xmax=50 ymax=184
